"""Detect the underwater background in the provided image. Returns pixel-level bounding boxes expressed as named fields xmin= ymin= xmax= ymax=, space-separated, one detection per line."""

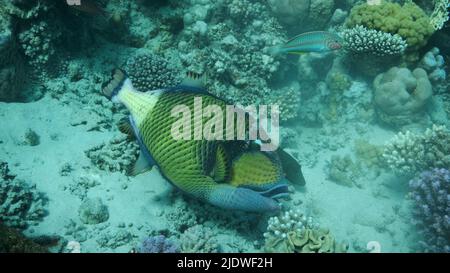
xmin=0 ymin=0 xmax=449 ymax=253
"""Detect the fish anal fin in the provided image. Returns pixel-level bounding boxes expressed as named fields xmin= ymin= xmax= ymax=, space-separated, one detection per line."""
xmin=128 ymin=152 xmax=153 ymax=176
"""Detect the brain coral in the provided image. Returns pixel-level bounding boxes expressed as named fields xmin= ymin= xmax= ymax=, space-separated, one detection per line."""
xmin=373 ymin=67 xmax=432 ymax=127
xmin=345 ymin=1 xmax=435 ymax=51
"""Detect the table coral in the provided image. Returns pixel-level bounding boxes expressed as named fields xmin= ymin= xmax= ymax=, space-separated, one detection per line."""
xmin=341 ymin=25 xmax=407 ymax=56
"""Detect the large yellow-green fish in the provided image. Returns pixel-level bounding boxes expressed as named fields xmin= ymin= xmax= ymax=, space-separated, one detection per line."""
xmin=101 ymin=69 xmax=305 ymax=212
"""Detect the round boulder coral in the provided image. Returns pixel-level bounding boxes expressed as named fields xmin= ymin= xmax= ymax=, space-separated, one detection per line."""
xmin=373 ymin=67 xmax=432 ymax=127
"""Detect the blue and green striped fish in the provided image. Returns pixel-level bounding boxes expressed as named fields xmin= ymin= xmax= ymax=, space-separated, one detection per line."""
xmin=268 ymin=31 xmax=343 ymax=55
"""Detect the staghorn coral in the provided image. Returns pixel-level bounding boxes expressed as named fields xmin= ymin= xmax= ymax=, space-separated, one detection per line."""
xmin=373 ymin=66 xmax=432 ymax=127
xmin=263 ymin=209 xmax=347 ymax=253
xmin=341 ymin=25 xmax=407 ymax=56
xmin=383 ymin=125 xmax=450 ymax=176
xmin=85 ymin=135 xmax=139 ymax=173
xmin=0 ymin=162 xmax=47 ymax=229
xmin=124 ymin=52 xmax=180 ymax=92
xmin=179 ymin=224 xmax=220 ymax=253
xmin=138 ymin=235 xmax=179 ymax=253
xmin=409 ymin=168 xmax=450 ymax=253
xmin=345 ymin=1 xmax=435 ymax=52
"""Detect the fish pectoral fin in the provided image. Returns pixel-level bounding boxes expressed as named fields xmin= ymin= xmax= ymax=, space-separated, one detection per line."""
xmin=277 ymin=148 xmax=305 ymax=186
xmin=128 ymin=152 xmax=153 ymax=176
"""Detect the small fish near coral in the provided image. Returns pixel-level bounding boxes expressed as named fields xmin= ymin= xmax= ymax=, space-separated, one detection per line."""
xmin=267 ymin=31 xmax=343 ymax=55
xmin=101 ymin=69 xmax=305 ymax=213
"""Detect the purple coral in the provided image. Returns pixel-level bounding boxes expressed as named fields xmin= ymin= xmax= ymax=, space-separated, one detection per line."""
xmin=409 ymin=168 xmax=450 ymax=253
xmin=138 ymin=235 xmax=179 ymax=253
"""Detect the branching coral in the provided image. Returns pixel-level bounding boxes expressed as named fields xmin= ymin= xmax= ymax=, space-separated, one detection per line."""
xmin=124 ymin=52 xmax=180 ymax=92
xmin=345 ymin=1 xmax=435 ymax=51
xmin=0 ymin=162 xmax=47 ymax=229
xmin=85 ymin=135 xmax=139 ymax=173
xmin=409 ymin=168 xmax=450 ymax=252
xmin=383 ymin=125 xmax=450 ymax=176
xmin=263 ymin=209 xmax=347 ymax=253
xmin=18 ymin=21 xmax=61 ymax=69
xmin=373 ymin=66 xmax=432 ymax=127
xmin=341 ymin=25 xmax=407 ymax=56
xmin=429 ymin=0 xmax=450 ymax=30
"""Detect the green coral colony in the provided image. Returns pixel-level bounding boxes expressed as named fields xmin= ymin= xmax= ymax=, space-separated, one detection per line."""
xmin=0 ymin=0 xmax=449 ymax=254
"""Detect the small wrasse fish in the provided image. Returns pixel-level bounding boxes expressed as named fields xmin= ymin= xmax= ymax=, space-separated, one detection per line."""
xmin=101 ymin=69 xmax=305 ymax=212
xmin=267 ymin=31 xmax=342 ymax=55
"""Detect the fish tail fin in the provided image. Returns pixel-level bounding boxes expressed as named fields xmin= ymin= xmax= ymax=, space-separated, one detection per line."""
xmin=266 ymin=45 xmax=282 ymax=56
xmin=101 ymin=68 xmax=131 ymax=102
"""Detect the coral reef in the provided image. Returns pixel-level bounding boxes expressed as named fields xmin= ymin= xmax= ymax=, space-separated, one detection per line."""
xmin=383 ymin=125 xmax=450 ymax=176
xmin=78 ymin=197 xmax=109 ymax=225
xmin=179 ymin=225 xmax=220 ymax=253
xmin=0 ymin=223 xmax=48 ymax=253
xmin=373 ymin=67 xmax=432 ymax=127
xmin=341 ymin=25 xmax=407 ymax=56
xmin=267 ymin=0 xmax=335 ymax=32
xmin=85 ymin=135 xmax=139 ymax=173
xmin=429 ymin=0 xmax=450 ymax=30
xmin=409 ymin=168 xmax=450 ymax=252
xmin=138 ymin=235 xmax=179 ymax=253
xmin=124 ymin=51 xmax=180 ymax=92
xmin=18 ymin=21 xmax=60 ymax=68
xmin=0 ymin=162 xmax=47 ymax=229
xmin=263 ymin=209 xmax=347 ymax=253
xmin=345 ymin=1 xmax=435 ymax=52
xmin=419 ymin=47 xmax=446 ymax=84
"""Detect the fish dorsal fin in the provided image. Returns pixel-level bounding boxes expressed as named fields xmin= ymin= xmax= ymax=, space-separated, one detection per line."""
xmin=285 ymin=31 xmax=326 ymax=46
xmin=177 ymin=71 xmax=207 ymax=92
